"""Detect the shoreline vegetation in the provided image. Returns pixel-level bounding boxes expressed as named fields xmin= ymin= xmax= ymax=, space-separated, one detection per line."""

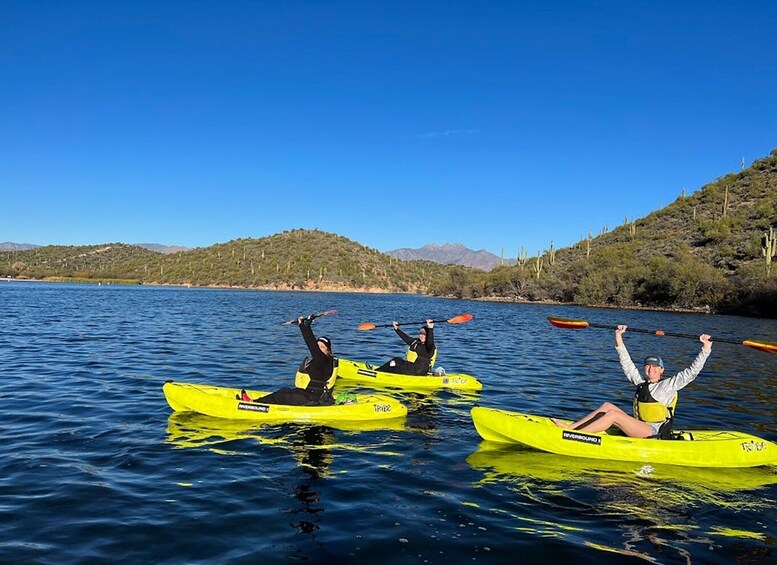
xmin=2 ymin=276 xmax=406 ymax=294
xmin=2 ymin=150 xmax=775 ymax=318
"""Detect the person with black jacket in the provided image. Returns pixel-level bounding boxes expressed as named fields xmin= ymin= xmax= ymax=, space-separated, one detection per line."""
xmin=244 ymin=316 xmax=336 ymax=406
xmin=376 ymin=319 xmax=435 ymax=375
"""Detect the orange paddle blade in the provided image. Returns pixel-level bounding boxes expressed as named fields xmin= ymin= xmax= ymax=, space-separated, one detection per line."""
xmin=447 ymin=314 xmax=473 ymax=324
xmin=743 ymin=340 xmax=777 ymax=354
xmin=547 ymin=316 xmax=590 ymax=330
xmin=357 ymin=322 xmax=377 ymax=331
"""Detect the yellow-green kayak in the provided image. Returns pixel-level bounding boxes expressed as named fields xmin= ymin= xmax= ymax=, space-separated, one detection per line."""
xmin=336 ymin=358 xmax=483 ymax=391
xmin=471 ymin=406 xmax=777 ymax=468
xmin=163 ymin=381 xmax=407 ymax=422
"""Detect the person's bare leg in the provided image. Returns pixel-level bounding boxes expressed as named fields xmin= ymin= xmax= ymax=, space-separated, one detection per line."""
xmin=550 ymin=417 xmax=572 ymax=428
xmin=552 ymin=402 xmax=624 ymax=429
xmin=576 ymin=410 xmax=653 ymax=437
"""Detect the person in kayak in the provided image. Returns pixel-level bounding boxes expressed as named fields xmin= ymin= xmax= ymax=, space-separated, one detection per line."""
xmin=551 ymin=325 xmax=712 ymax=438
xmin=375 ymin=320 xmax=435 ymax=375
xmin=243 ymin=315 xmax=336 ymax=406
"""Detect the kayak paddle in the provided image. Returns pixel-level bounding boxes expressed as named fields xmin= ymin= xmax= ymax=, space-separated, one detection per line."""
xmin=547 ymin=316 xmax=777 ymax=354
xmin=358 ymin=313 xmax=473 ymax=331
xmin=282 ymin=310 xmax=337 ymax=325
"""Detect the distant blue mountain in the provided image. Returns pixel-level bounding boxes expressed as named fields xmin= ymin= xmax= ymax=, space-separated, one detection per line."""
xmin=134 ymin=243 xmax=192 ymax=254
xmin=0 ymin=242 xmax=40 ymax=251
xmin=386 ymin=243 xmax=513 ymax=271
xmin=1 ymin=241 xmax=190 ymax=254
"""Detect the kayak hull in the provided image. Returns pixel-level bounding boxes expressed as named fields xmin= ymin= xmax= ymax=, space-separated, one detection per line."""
xmin=471 ymin=406 xmax=777 ymax=468
xmin=336 ymin=358 xmax=483 ymax=391
xmin=163 ymin=381 xmax=407 ymax=422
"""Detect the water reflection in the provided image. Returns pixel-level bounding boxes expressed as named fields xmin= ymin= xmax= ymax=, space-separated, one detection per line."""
xmin=332 ymin=381 xmax=480 ymax=437
xmin=467 ymin=441 xmax=777 ymax=495
xmin=288 ymin=426 xmax=334 ymax=536
xmin=165 ymin=411 xmax=407 ymax=451
xmin=165 ymin=412 xmax=408 ymax=547
xmin=467 ymin=442 xmax=777 ymax=560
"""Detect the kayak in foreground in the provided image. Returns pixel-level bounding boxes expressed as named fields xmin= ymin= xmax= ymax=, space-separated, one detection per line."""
xmin=471 ymin=406 xmax=777 ymax=468
xmin=163 ymin=381 xmax=407 ymax=422
xmin=336 ymin=358 xmax=483 ymax=391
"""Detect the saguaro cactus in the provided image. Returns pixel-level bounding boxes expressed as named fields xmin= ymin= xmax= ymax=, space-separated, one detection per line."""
xmin=533 ymin=256 xmax=543 ymax=279
xmin=723 ymin=186 xmax=729 ymax=218
xmin=548 ymin=241 xmax=555 ymax=266
xmin=517 ymin=246 xmax=527 ymax=268
xmin=586 ymin=231 xmax=592 ymax=259
xmin=763 ymin=227 xmax=777 ymax=277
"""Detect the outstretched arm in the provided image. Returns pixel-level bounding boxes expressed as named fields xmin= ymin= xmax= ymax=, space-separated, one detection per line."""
xmin=664 ymin=334 xmax=712 ymax=391
xmin=615 ymin=324 xmax=626 ymax=348
xmin=615 ymin=325 xmax=642 ymax=385
xmin=299 ymin=317 xmax=326 ymax=360
xmin=425 ymin=319 xmax=435 ymax=353
xmin=395 ymin=325 xmax=414 ymax=346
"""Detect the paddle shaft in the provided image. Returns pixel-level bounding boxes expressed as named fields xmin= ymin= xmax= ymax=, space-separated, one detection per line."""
xmin=548 ymin=316 xmax=776 ymax=354
xmin=282 ymin=310 xmax=336 ymax=325
xmin=371 ymin=318 xmax=453 ymax=329
xmin=586 ymin=321 xmax=743 ymax=345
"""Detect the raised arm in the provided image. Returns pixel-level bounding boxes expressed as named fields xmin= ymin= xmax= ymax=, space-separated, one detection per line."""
xmin=424 ymin=320 xmax=435 ymax=353
xmin=615 ymin=325 xmax=643 ymax=385
xmin=663 ymin=334 xmax=712 ymax=392
xmin=299 ymin=317 xmax=326 ymax=361
xmin=615 ymin=324 xmax=626 ymax=348
xmin=394 ymin=324 xmax=414 ymax=346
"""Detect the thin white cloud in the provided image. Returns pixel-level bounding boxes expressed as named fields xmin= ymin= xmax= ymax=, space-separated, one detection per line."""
xmin=414 ymin=128 xmax=482 ymax=139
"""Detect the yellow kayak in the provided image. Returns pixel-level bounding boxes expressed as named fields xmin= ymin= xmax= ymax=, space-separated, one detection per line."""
xmin=336 ymin=358 xmax=483 ymax=391
xmin=471 ymin=406 xmax=777 ymax=468
xmin=163 ymin=381 xmax=407 ymax=422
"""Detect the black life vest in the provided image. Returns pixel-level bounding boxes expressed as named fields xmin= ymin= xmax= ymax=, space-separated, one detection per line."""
xmin=406 ymin=343 xmax=437 ymax=371
xmin=295 ymin=357 xmax=338 ymax=401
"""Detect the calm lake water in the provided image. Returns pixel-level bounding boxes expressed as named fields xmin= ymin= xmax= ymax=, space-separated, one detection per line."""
xmin=1 ymin=281 xmax=776 ymax=563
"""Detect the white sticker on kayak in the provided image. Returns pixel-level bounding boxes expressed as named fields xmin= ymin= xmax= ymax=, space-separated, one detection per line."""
xmin=374 ymin=404 xmax=392 ymax=413
xmin=238 ymin=402 xmax=270 ymax=413
xmin=357 ymin=369 xmax=378 ymax=378
xmin=562 ymin=431 xmax=601 ymax=445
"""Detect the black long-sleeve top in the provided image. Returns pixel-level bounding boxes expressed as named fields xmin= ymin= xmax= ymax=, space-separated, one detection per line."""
xmin=299 ymin=320 xmax=334 ymax=396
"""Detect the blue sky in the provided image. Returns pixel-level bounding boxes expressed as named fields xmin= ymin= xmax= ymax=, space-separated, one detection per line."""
xmin=2 ymin=1 xmax=776 ymax=258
